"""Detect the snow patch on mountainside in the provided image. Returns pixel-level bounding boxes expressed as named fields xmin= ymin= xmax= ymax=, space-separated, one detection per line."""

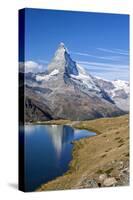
xmin=71 ymin=65 xmax=100 ymax=91
xmin=105 ymin=80 xmax=129 ymax=98
xmin=95 ymin=76 xmax=111 ymax=82
xmin=92 ymin=76 xmax=129 ymax=111
xmin=112 ymin=80 xmax=129 ymax=95
xmin=95 ymin=76 xmax=129 ymax=97
xmin=36 ymin=69 xmax=59 ymax=81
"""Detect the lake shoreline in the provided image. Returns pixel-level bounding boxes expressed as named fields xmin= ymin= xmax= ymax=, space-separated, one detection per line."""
xmin=26 ymin=119 xmax=102 ymax=135
xmin=36 ymin=114 xmax=129 ymax=191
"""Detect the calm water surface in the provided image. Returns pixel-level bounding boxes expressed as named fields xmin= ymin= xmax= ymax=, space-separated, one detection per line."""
xmin=21 ymin=125 xmax=96 ymax=192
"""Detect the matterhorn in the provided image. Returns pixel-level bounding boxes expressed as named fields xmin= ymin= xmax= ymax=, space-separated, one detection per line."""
xmin=24 ymin=42 xmax=129 ymax=121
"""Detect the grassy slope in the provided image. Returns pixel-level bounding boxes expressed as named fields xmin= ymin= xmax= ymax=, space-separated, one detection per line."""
xmin=37 ymin=114 xmax=129 ymax=191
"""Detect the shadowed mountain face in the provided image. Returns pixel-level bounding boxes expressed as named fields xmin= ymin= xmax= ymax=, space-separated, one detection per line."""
xmin=23 ymin=43 xmax=129 ymax=121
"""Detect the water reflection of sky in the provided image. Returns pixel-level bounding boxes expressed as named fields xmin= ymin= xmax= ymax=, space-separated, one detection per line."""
xmin=45 ymin=125 xmax=74 ymax=159
xmin=23 ymin=125 xmax=96 ymax=191
xmin=25 ymin=125 xmax=35 ymax=134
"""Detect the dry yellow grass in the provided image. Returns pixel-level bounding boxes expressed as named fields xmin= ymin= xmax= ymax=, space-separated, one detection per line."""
xmin=37 ymin=114 xmax=129 ymax=191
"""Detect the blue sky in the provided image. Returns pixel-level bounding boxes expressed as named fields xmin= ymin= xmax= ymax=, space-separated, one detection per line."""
xmin=23 ymin=8 xmax=129 ymax=80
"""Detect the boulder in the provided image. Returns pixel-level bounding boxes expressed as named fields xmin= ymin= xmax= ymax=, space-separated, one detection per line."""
xmin=103 ymin=177 xmax=117 ymax=187
xmin=99 ymin=174 xmax=107 ymax=182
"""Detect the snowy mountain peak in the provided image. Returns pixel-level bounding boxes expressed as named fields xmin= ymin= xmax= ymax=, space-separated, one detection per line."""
xmin=25 ymin=44 xmax=129 ymax=122
xmin=58 ymin=42 xmax=69 ymax=53
xmin=48 ymin=43 xmax=79 ymax=76
xmin=59 ymin=42 xmax=65 ymax=48
xmin=57 ymin=42 xmax=66 ymax=52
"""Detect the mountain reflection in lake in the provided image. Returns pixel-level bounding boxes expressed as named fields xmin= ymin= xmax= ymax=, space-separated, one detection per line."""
xmin=23 ymin=125 xmax=96 ymax=192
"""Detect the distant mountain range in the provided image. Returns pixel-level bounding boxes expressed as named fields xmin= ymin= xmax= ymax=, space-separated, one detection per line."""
xmin=22 ymin=43 xmax=129 ymax=121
